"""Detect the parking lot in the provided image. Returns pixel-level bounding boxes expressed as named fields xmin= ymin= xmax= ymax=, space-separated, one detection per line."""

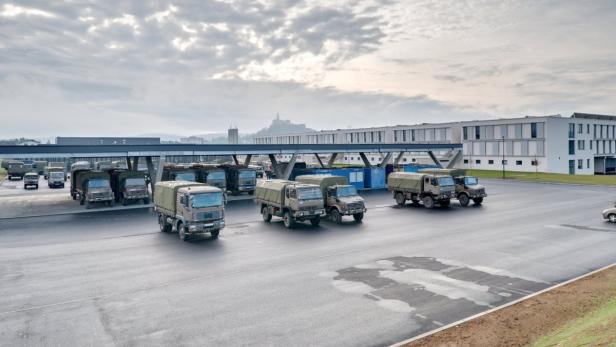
xmin=1 ymin=180 xmax=616 ymax=346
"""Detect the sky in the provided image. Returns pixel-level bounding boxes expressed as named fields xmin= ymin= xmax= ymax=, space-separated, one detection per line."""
xmin=1 ymin=0 xmax=616 ymax=138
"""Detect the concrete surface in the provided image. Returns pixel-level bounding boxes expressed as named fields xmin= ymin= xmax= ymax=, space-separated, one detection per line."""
xmin=1 ymin=180 xmax=616 ymax=346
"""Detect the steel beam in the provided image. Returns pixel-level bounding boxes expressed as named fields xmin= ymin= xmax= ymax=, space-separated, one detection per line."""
xmin=359 ymin=152 xmax=372 ymax=168
xmin=380 ymin=152 xmax=392 ymax=166
xmin=132 ymin=156 xmax=139 ymax=170
xmin=126 ymin=156 xmax=132 ymax=170
xmin=314 ymin=153 xmax=325 ymax=168
xmin=155 ymin=155 xmax=165 ymax=189
xmin=268 ymin=154 xmax=283 ymax=178
xmin=427 ymin=151 xmax=443 ymax=168
xmin=327 ymin=153 xmax=339 ymax=167
xmin=232 ymin=155 xmax=239 ymax=165
xmin=394 ymin=152 xmax=405 ymax=166
xmin=445 ymin=150 xmax=463 ymax=169
xmin=243 ymin=154 xmax=252 ymax=166
xmin=145 ymin=156 xmax=156 ymax=193
xmin=282 ymin=153 xmax=298 ymax=180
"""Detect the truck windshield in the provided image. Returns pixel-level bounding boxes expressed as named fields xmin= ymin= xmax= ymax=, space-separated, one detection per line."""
xmin=50 ymin=172 xmax=64 ymax=179
xmin=88 ymin=179 xmax=109 ymax=188
xmin=125 ymin=178 xmax=145 ymax=186
xmin=464 ymin=177 xmax=478 ymax=185
xmin=437 ymin=177 xmax=454 ymax=187
xmin=191 ymin=192 xmax=223 ymax=208
xmin=175 ymin=172 xmax=196 ymax=181
xmin=208 ymin=172 xmax=225 ymax=180
xmin=336 ymin=185 xmax=358 ymax=197
xmin=297 ymin=187 xmax=322 ymax=200
xmin=239 ymin=170 xmax=256 ymax=179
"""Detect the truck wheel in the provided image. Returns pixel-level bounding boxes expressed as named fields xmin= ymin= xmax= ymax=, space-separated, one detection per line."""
xmin=353 ymin=213 xmax=364 ymax=223
xmin=609 ymin=214 xmax=616 ymax=223
xmin=121 ymin=197 xmax=127 ymax=206
xmin=159 ymin=214 xmax=172 ymax=232
xmin=331 ymin=209 xmax=342 ymax=224
xmin=262 ymin=206 xmax=272 ymax=222
xmin=211 ymin=230 xmax=220 ymax=239
xmin=458 ymin=193 xmax=470 ymax=207
xmin=473 ymin=197 xmax=484 ymax=205
xmin=72 ymin=192 xmax=76 ymax=200
xmin=422 ymin=196 xmax=435 ymax=209
xmin=178 ymin=224 xmax=187 ymax=241
xmin=283 ymin=211 xmax=295 ymax=229
xmin=80 ymin=198 xmax=84 ymax=206
xmin=248 ymin=190 xmax=255 ymax=196
xmin=143 ymin=197 xmax=150 ymax=204
xmin=395 ymin=192 xmax=406 ymax=206
xmin=85 ymin=201 xmax=91 ymax=209
xmin=310 ymin=216 xmax=321 ymax=227
xmin=440 ymin=200 xmax=451 ymax=208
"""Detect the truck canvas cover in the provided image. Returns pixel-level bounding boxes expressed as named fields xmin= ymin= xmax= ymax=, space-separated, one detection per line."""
xmin=71 ymin=161 xmax=91 ymax=172
xmin=256 ymin=179 xmax=292 ymax=205
xmin=387 ymin=172 xmax=425 ymax=192
xmin=154 ymin=181 xmax=207 ymax=215
xmin=76 ymin=171 xmax=109 ymax=190
xmin=418 ymin=168 xmax=465 ymax=177
xmin=296 ymin=174 xmax=349 ymax=202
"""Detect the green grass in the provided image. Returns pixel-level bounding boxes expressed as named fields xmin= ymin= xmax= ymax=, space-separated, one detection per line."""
xmin=468 ymin=169 xmax=616 ymax=186
xmin=532 ymin=296 xmax=616 ymax=347
xmin=0 ymin=167 xmax=6 ymax=181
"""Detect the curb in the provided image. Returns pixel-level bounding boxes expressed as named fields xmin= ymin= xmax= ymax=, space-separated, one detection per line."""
xmin=478 ymin=177 xmax=616 ymax=188
xmin=389 ymin=262 xmax=616 ymax=347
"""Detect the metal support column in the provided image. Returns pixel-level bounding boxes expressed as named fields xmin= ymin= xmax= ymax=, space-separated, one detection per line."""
xmin=359 ymin=152 xmax=372 ymax=168
xmin=282 ymin=153 xmax=298 ymax=180
xmin=145 ymin=156 xmax=156 ymax=194
xmin=427 ymin=151 xmax=443 ymax=168
xmin=380 ymin=152 xmax=392 ymax=166
xmin=243 ymin=154 xmax=252 ymax=166
xmin=132 ymin=156 xmax=140 ymax=170
xmin=314 ymin=153 xmax=325 ymax=168
xmin=326 ymin=153 xmax=339 ymax=167
xmin=268 ymin=154 xmax=283 ymax=178
xmin=394 ymin=152 xmax=405 ymax=166
xmin=445 ymin=150 xmax=463 ymax=169
xmin=154 ymin=155 xmax=165 ymax=191
xmin=126 ymin=156 xmax=132 ymax=171
xmin=232 ymin=155 xmax=239 ymax=165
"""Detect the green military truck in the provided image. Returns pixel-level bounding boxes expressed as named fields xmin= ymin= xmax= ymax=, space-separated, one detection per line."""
xmin=154 ymin=181 xmax=225 ymax=241
xmin=192 ymin=164 xmax=227 ymax=190
xmin=161 ymin=164 xmax=198 ymax=182
xmin=110 ymin=170 xmax=150 ymax=205
xmin=33 ymin=161 xmax=47 ymax=175
xmin=296 ymin=174 xmax=366 ymax=224
xmin=388 ymin=172 xmax=455 ymax=208
xmin=418 ymin=168 xmax=487 ymax=206
xmin=44 ymin=162 xmax=65 ymax=179
xmin=74 ymin=171 xmax=115 ymax=208
xmin=256 ymin=179 xmax=325 ymax=228
xmin=23 ymin=172 xmax=39 ymax=189
xmin=219 ymin=165 xmax=256 ymax=195
xmin=47 ymin=167 xmax=66 ymax=188
xmin=6 ymin=161 xmax=27 ymax=180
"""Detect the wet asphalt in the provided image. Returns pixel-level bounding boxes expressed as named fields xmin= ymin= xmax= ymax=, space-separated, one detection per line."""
xmin=1 ymin=180 xmax=616 ymax=346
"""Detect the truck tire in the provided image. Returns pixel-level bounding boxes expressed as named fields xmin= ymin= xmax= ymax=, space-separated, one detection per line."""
xmin=422 ymin=196 xmax=435 ymax=209
xmin=248 ymin=190 xmax=255 ymax=196
xmin=609 ymin=214 xmax=616 ymax=223
xmin=283 ymin=211 xmax=295 ymax=229
xmin=331 ymin=209 xmax=342 ymax=224
xmin=473 ymin=197 xmax=484 ymax=205
xmin=458 ymin=193 xmax=470 ymax=207
xmin=440 ymin=200 xmax=451 ymax=208
xmin=395 ymin=192 xmax=406 ymax=206
xmin=353 ymin=213 xmax=364 ymax=223
xmin=143 ymin=197 xmax=150 ymax=204
xmin=159 ymin=214 xmax=172 ymax=232
xmin=211 ymin=230 xmax=220 ymax=239
xmin=262 ymin=206 xmax=272 ymax=222
xmin=310 ymin=216 xmax=321 ymax=227
xmin=178 ymin=223 xmax=187 ymax=241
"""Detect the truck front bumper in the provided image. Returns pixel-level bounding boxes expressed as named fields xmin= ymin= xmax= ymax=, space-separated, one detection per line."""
xmin=294 ymin=209 xmax=326 ymax=218
xmin=341 ymin=208 xmax=367 ymax=215
xmin=470 ymin=192 xmax=488 ymax=198
xmin=125 ymin=193 xmax=149 ymax=200
xmin=238 ymin=185 xmax=255 ymax=191
xmin=186 ymin=219 xmax=225 ymax=234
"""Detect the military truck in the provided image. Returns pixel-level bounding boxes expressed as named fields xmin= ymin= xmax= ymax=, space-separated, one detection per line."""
xmin=110 ymin=170 xmax=150 ymax=205
xmin=6 ymin=161 xmax=27 ymax=180
xmin=154 ymin=181 xmax=225 ymax=241
xmin=33 ymin=161 xmax=47 ymax=175
xmin=23 ymin=172 xmax=39 ymax=189
xmin=73 ymin=170 xmax=115 ymax=208
xmin=161 ymin=164 xmax=198 ymax=182
xmin=70 ymin=161 xmax=92 ymax=200
xmin=256 ymin=179 xmax=325 ymax=228
xmin=47 ymin=167 xmax=66 ymax=188
xmin=95 ymin=161 xmax=113 ymax=171
xmin=44 ymin=162 xmax=65 ymax=179
xmin=387 ymin=172 xmax=455 ymax=208
xmin=219 ymin=165 xmax=256 ymax=195
xmin=418 ymin=168 xmax=487 ymax=206
xmin=192 ymin=164 xmax=227 ymax=190
xmin=296 ymin=174 xmax=366 ymax=224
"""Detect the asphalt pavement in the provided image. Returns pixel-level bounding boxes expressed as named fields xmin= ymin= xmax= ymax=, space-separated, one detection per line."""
xmin=1 ymin=180 xmax=616 ymax=346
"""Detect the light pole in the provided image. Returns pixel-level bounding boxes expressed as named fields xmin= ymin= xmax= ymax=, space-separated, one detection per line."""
xmin=501 ymin=136 xmax=506 ymax=179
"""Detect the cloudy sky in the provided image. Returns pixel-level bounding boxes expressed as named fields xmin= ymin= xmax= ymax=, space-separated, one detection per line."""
xmin=1 ymin=0 xmax=615 ymax=138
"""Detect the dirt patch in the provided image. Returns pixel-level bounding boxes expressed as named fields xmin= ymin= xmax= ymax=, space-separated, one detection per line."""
xmin=403 ymin=265 xmax=616 ymax=347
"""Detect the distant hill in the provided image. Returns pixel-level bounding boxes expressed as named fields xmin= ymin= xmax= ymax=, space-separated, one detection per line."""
xmin=253 ymin=115 xmax=314 ymax=136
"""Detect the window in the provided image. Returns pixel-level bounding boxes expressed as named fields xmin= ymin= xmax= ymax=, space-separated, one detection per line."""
xmin=475 ymin=126 xmax=481 ymax=140
xmin=587 ymin=124 xmax=590 ymax=134
xmin=578 ymin=124 xmax=583 ymax=134
xmin=488 ymin=160 xmax=494 ymax=164
xmin=587 ymin=159 xmax=591 ymax=169
xmin=516 ymin=160 xmax=522 ymax=165
xmin=411 ymin=158 xmax=416 ymax=162
xmin=568 ymin=123 xmax=575 ymax=138
xmin=578 ymin=159 xmax=583 ymax=170
xmin=411 ymin=130 xmax=415 ymax=141
xmin=578 ymin=140 xmax=585 ymax=150
xmin=594 ymin=124 xmax=597 ymax=137
xmin=568 ymin=140 xmax=575 ymax=155
xmin=464 ymin=159 xmax=469 ymax=164
xmin=402 ymin=130 xmax=406 ymax=142
xmin=463 ymin=127 xmax=468 ymax=140
xmin=590 ymin=141 xmax=593 ymax=150
xmin=475 ymin=159 xmax=481 ymax=164
xmin=531 ymin=123 xmax=537 ymax=138
xmin=402 ymin=158 xmax=407 ymax=162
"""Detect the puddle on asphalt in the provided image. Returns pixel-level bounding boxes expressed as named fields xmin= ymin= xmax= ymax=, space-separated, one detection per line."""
xmin=325 ymin=256 xmax=550 ymax=331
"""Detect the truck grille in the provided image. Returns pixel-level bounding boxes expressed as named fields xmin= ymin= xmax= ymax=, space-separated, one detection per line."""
xmin=196 ymin=211 xmax=221 ymax=221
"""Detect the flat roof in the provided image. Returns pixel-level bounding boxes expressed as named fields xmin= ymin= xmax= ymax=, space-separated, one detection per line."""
xmin=571 ymin=112 xmax=616 ymax=121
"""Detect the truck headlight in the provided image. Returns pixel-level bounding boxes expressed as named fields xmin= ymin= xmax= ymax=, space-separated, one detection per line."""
xmin=189 ymin=225 xmax=198 ymax=231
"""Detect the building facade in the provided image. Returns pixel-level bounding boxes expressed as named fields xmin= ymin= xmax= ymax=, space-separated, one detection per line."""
xmin=55 ymin=137 xmax=160 ymax=145
xmin=253 ymin=113 xmax=616 ymax=175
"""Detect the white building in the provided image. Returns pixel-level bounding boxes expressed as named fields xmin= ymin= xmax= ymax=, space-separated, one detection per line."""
xmin=253 ymin=113 xmax=616 ymax=175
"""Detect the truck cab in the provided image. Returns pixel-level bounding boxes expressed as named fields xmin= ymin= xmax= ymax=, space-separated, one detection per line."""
xmin=326 ymin=184 xmax=366 ymax=223
xmin=453 ymin=176 xmax=487 ymax=206
xmin=23 ymin=172 xmax=39 ymax=189
xmin=423 ymin=175 xmax=455 ymax=202
xmin=111 ymin=170 xmax=149 ymax=205
xmin=173 ymin=186 xmax=225 ymax=240
xmin=47 ymin=168 xmax=66 ymax=188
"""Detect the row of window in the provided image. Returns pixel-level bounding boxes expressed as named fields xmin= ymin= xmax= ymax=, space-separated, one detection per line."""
xmin=345 ymin=131 xmax=385 ymax=144
xmin=393 ymin=128 xmax=450 ymax=143
xmin=569 ymin=139 xmax=616 ymax=155
xmin=463 ymin=140 xmax=545 ymax=157
xmin=569 ymin=123 xmax=616 ymax=139
xmin=463 ymin=123 xmax=544 ymax=141
xmin=464 ymin=159 xmax=531 ymax=166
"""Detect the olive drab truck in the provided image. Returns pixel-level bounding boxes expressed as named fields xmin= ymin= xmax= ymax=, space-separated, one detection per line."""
xmin=295 ymin=174 xmax=367 ymax=224
xmin=110 ymin=170 xmax=150 ymax=205
xmin=33 ymin=161 xmax=47 ymax=176
xmin=44 ymin=161 xmax=66 ymax=179
xmin=70 ymin=161 xmax=92 ymax=200
xmin=219 ymin=165 xmax=256 ymax=195
xmin=74 ymin=171 xmax=115 ymax=208
xmin=387 ymin=172 xmax=455 ymax=208
xmin=47 ymin=167 xmax=66 ymax=188
xmin=23 ymin=172 xmax=39 ymax=189
xmin=256 ymin=179 xmax=326 ymax=228
xmin=418 ymin=168 xmax=487 ymax=206
xmin=192 ymin=164 xmax=227 ymax=190
xmin=6 ymin=161 xmax=27 ymax=180
xmin=161 ymin=164 xmax=199 ymax=182
xmin=154 ymin=181 xmax=225 ymax=241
